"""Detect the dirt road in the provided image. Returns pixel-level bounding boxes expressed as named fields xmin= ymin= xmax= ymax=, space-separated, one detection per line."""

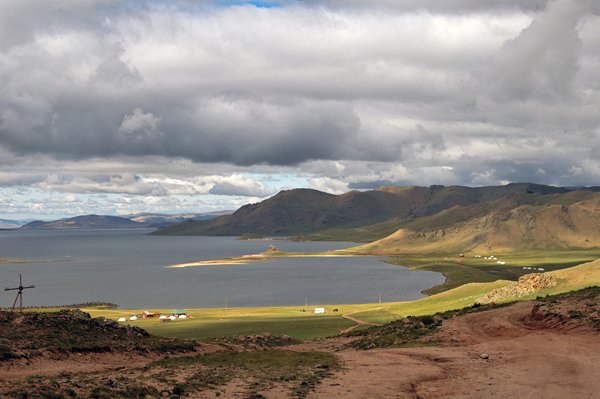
xmin=310 ymin=301 xmax=600 ymax=398
xmin=339 ymin=307 xmax=383 ymax=334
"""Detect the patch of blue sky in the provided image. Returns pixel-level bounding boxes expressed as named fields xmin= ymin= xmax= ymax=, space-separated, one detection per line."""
xmin=216 ymin=0 xmax=282 ymax=8
xmin=242 ymin=172 xmax=311 ymax=190
xmin=118 ymin=0 xmax=283 ymax=14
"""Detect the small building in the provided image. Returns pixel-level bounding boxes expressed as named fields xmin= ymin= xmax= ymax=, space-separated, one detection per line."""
xmin=314 ymin=307 xmax=326 ymax=314
xmin=142 ymin=310 xmax=158 ymax=319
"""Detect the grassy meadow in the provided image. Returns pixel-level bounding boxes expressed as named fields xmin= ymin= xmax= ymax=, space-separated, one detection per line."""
xmin=85 ymin=303 xmax=373 ymax=340
xmin=382 ymin=248 xmax=600 ymax=294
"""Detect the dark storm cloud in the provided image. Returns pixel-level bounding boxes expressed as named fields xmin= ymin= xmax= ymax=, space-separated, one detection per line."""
xmin=0 ymin=0 xmax=599 ymax=192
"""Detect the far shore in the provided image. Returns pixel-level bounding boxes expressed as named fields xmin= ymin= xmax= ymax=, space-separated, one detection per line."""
xmin=0 ymin=258 xmax=72 ymax=265
xmin=166 ymin=251 xmax=358 ymax=268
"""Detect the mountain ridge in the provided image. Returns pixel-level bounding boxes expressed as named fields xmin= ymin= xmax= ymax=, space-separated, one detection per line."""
xmin=153 ymin=183 xmax=599 ymax=237
xmin=351 ymin=196 xmax=600 ymax=254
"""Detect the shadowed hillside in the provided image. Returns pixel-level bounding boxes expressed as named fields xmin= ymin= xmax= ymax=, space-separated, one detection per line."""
xmin=352 ymin=197 xmax=600 ymax=254
xmin=153 ymin=183 xmax=586 ymax=237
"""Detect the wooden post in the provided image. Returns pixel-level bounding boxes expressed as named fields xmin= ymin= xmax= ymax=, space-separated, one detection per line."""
xmin=4 ymin=274 xmax=35 ymax=312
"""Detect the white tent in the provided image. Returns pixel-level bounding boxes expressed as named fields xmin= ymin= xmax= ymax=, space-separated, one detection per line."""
xmin=117 ymin=317 xmax=126 ymax=322
xmin=314 ymin=307 xmax=326 ymax=314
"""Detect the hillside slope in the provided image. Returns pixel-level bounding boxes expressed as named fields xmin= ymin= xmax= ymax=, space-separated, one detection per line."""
xmin=353 ymin=197 xmax=600 ymax=254
xmin=154 ymin=183 xmax=582 ymax=236
xmin=304 ymin=189 xmax=600 ymax=242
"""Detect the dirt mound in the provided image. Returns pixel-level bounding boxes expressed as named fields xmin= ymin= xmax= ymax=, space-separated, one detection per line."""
xmin=0 ymin=309 xmax=195 ymax=360
xmin=526 ymin=286 xmax=600 ymax=332
xmin=477 ymin=273 xmax=558 ymax=304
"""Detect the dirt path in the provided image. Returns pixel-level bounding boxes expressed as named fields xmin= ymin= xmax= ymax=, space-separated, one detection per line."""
xmin=310 ymin=301 xmax=600 ymax=398
xmin=339 ymin=307 xmax=383 ymax=334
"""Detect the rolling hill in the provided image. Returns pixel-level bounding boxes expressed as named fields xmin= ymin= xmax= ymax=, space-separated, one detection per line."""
xmin=19 ymin=211 xmax=234 ymax=230
xmin=153 ymin=183 xmax=583 ymax=236
xmin=351 ymin=196 xmax=600 ymax=254
xmin=307 ymin=189 xmax=600 ymax=242
xmin=20 ymin=215 xmax=143 ymax=229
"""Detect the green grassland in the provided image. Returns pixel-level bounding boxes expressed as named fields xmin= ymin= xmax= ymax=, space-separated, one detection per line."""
xmin=85 ymin=304 xmax=372 ymax=340
xmin=382 ymin=248 xmax=600 ymax=294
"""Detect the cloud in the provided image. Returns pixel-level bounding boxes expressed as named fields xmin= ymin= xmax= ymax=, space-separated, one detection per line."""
xmin=491 ymin=0 xmax=588 ymax=99
xmin=1 ymin=2 xmax=526 ymax=165
xmin=0 ymin=0 xmax=600 ymax=218
xmin=118 ymin=108 xmax=161 ymax=137
xmin=30 ymin=173 xmax=275 ymax=198
xmin=299 ymin=0 xmax=550 ymax=13
xmin=307 ymin=177 xmax=349 ymax=194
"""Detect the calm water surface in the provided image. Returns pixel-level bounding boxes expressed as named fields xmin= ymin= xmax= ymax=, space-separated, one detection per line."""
xmin=0 ymin=229 xmax=444 ymax=308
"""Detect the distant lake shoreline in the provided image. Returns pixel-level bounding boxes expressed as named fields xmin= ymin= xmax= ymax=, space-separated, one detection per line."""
xmin=0 ymin=229 xmax=444 ymax=309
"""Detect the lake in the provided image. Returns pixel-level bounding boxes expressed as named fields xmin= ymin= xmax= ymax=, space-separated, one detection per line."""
xmin=0 ymin=229 xmax=444 ymax=309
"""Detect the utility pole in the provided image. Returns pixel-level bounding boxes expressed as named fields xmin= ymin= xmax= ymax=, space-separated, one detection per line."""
xmin=4 ymin=274 xmax=35 ymax=312
xmin=378 ymin=290 xmax=382 ymax=304
xmin=305 ymin=294 xmax=308 ymax=307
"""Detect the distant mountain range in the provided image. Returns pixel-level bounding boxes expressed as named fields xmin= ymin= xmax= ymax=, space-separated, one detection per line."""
xmin=152 ymin=183 xmax=600 ymax=252
xmin=18 ymin=211 xmax=232 ymax=230
xmin=0 ymin=219 xmax=28 ymax=229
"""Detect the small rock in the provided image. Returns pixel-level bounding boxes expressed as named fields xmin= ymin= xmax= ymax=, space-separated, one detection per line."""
xmin=480 ymin=352 xmax=489 ymax=359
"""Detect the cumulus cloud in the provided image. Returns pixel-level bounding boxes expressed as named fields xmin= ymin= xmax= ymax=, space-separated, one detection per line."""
xmin=492 ymin=0 xmax=588 ymax=99
xmin=31 ymin=173 xmax=275 ymax=198
xmin=118 ymin=108 xmax=161 ymax=138
xmin=0 ymin=0 xmax=600 ymax=217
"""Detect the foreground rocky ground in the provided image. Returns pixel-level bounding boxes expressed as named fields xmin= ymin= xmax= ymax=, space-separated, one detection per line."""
xmin=1 ymin=287 xmax=599 ymax=398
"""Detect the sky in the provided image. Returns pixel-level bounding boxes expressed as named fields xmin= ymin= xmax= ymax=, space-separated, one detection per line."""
xmin=0 ymin=0 xmax=599 ymax=219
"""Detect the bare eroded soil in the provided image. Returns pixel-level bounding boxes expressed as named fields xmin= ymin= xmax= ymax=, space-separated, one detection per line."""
xmin=308 ymin=300 xmax=600 ymax=399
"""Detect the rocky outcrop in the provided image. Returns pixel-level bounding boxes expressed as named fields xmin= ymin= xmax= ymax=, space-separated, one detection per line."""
xmin=477 ymin=273 xmax=558 ymax=304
